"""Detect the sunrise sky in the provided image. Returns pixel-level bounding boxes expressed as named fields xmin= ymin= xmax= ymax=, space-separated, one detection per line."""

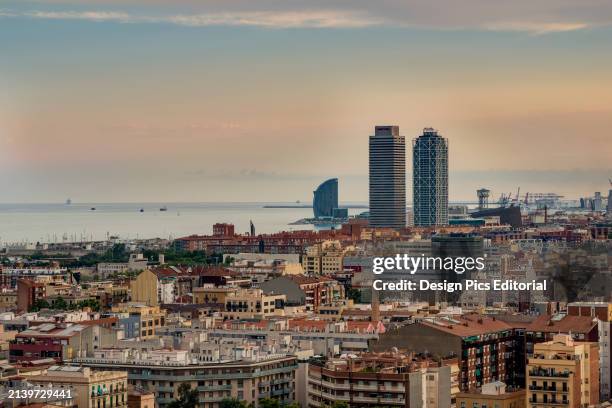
xmin=1 ymin=0 xmax=611 ymax=203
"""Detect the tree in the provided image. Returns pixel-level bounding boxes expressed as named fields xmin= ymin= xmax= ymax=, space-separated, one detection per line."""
xmin=323 ymin=403 xmax=348 ymax=408
xmin=220 ymin=399 xmax=250 ymax=408
xmin=29 ymin=298 xmax=50 ymax=312
xmin=347 ymin=288 xmax=361 ymax=303
xmin=259 ymin=399 xmax=280 ymax=408
xmin=167 ymin=383 xmax=198 ymax=408
xmin=51 ymin=297 xmax=68 ymax=310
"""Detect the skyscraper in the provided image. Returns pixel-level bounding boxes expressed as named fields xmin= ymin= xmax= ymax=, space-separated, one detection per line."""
xmin=369 ymin=126 xmax=406 ymax=228
xmin=413 ymin=128 xmax=449 ymax=226
xmin=313 ymin=178 xmax=338 ymax=218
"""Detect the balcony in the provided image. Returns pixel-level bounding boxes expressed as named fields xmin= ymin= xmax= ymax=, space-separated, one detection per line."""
xmin=528 ymin=369 xmax=570 ymax=379
xmin=197 ymin=384 xmax=232 ymax=392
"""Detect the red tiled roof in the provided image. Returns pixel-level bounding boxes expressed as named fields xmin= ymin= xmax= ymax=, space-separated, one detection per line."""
xmin=289 ymin=319 xmax=328 ymax=331
xmin=288 ymin=275 xmax=334 ymax=285
xmin=526 ymin=314 xmax=597 ymax=334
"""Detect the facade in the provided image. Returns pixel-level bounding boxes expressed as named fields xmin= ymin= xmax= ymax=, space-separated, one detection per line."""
xmin=526 ymin=334 xmax=599 ymax=408
xmin=413 ymin=127 xmax=448 ymax=226
xmin=9 ymin=323 xmax=117 ymax=363
xmin=16 ymin=279 xmax=46 ymax=312
xmin=174 ymin=227 xmax=344 ymax=254
xmin=369 ymin=125 xmax=406 ymax=229
xmin=72 ymin=355 xmax=298 ymax=408
xmin=222 ymin=289 xmax=286 ymax=320
xmin=130 ymin=270 xmax=159 ymax=306
xmin=128 ymin=390 xmax=155 ymax=408
xmin=260 ymin=275 xmax=345 ymax=312
xmin=29 ymin=365 xmax=128 ymax=408
xmin=567 ymin=302 xmax=612 ymax=401
xmin=111 ymin=304 xmax=166 ymax=340
xmin=371 ymin=315 xmax=525 ymax=392
xmin=313 ymin=178 xmax=339 ymax=218
xmin=1 ymin=265 xmax=69 ymax=289
xmin=213 ymin=223 xmax=235 ymax=236
xmin=307 ymin=353 xmax=454 ymax=408
xmin=302 ymin=241 xmax=352 ymax=276
xmin=0 ymin=290 xmax=16 ymax=311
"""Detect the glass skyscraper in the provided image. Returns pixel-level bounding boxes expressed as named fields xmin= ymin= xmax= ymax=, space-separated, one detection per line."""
xmin=313 ymin=178 xmax=338 ymax=218
xmin=369 ymin=126 xmax=406 ymax=228
xmin=413 ymin=128 xmax=448 ymax=226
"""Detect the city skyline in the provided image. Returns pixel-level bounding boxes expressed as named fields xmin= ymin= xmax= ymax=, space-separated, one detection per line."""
xmin=1 ymin=0 xmax=612 ymax=203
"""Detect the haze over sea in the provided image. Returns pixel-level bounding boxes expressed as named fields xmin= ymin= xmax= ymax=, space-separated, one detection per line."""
xmin=0 ymin=202 xmax=365 ymax=244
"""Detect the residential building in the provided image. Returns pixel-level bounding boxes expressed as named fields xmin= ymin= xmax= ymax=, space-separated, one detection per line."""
xmin=28 ymin=365 xmax=128 ymax=408
xmin=130 ymin=270 xmax=159 ymax=307
xmin=307 ymin=353 xmax=455 ymax=408
xmin=301 ymin=241 xmax=353 ymax=276
xmin=72 ymin=353 xmax=298 ymax=408
xmin=222 ymin=289 xmax=286 ymax=320
xmin=526 ymin=334 xmax=599 ymax=408
xmin=127 ymin=389 xmax=155 ymax=408
xmin=567 ymin=302 xmax=612 ymax=401
xmin=371 ymin=315 xmax=525 ymax=391
xmin=16 ymin=279 xmax=46 ymax=312
xmin=9 ymin=322 xmax=117 ymax=363
xmin=112 ymin=303 xmax=166 ymax=340
xmin=260 ymin=275 xmax=344 ymax=312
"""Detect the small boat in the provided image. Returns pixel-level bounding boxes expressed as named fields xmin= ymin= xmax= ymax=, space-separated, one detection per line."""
xmin=90 ymin=207 xmax=96 ymax=211
xmin=139 ymin=208 xmax=144 ymax=213
xmin=160 ymin=206 xmax=167 ymax=211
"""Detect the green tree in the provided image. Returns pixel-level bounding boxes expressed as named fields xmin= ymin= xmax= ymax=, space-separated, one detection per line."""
xmin=323 ymin=403 xmax=348 ymax=408
xmin=347 ymin=288 xmax=361 ymax=303
xmin=167 ymin=383 xmax=198 ymax=408
xmin=220 ymin=399 xmax=250 ymax=408
xmin=259 ymin=399 xmax=280 ymax=408
xmin=29 ymin=298 xmax=50 ymax=312
xmin=51 ymin=297 xmax=68 ymax=310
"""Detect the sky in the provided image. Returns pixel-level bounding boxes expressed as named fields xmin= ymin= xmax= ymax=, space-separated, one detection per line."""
xmin=1 ymin=0 xmax=611 ymax=203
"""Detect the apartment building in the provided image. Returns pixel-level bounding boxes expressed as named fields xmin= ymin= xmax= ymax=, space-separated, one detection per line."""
xmin=567 ymin=301 xmax=612 ymax=401
xmin=371 ymin=315 xmax=525 ymax=391
xmin=307 ymin=353 xmax=455 ymax=408
xmin=29 ymin=365 xmax=128 ymax=408
xmin=259 ymin=275 xmax=345 ymax=312
xmin=111 ymin=303 xmax=166 ymax=340
xmin=72 ymin=352 xmax=298 ymax=408
xmin=526 ymin=334 xmax=599 ymax=408
xmin=9 ymin=322 xmax=117 ymax=363
xmin=222 ymin=289 xmax=286 ymax=320
xmin=302 ymin=241 xmax=353 ymax=275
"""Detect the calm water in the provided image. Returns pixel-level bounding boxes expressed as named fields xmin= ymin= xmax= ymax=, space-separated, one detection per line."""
xmin=0 ymin=202 xmax=364 ymax=244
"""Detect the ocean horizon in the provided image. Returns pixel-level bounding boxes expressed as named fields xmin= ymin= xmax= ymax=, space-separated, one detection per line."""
xmin=0 ymin=202 xmax=367 ymax=244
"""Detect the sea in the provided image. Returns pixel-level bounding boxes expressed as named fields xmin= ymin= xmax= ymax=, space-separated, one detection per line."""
xmin=0 ymin=202 xmax=365 ymax=244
